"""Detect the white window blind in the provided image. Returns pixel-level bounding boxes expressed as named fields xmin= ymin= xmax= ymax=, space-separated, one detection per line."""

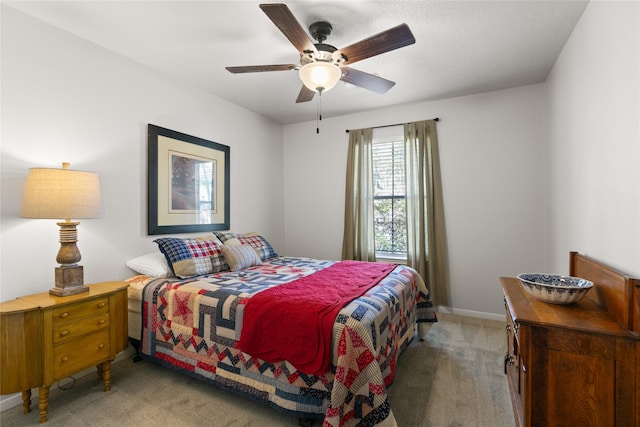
xmin=372 ymin=127 xmax=406 ymax=258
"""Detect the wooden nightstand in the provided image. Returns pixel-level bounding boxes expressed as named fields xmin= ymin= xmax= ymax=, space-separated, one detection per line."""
xmin=0 ymin=281 xmax=128 ymax=423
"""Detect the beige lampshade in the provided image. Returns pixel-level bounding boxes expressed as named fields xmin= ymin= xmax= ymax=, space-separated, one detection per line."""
xmin=299 ymin=61 xmax=342 ymax=93
xmin=20 ymin=164 xmax=103 ymax=220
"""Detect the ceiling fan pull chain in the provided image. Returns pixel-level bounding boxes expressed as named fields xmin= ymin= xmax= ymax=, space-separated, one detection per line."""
xmin=316 ymin=92 xmax=321 ymax=134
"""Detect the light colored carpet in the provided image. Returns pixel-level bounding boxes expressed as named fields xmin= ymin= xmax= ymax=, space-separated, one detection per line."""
xmin=0 ymin=313 xmax=514 ymax=426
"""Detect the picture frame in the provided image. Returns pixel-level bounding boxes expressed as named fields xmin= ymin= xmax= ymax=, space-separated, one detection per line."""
xmin=147 ymin=124 xmax=230 ymax=235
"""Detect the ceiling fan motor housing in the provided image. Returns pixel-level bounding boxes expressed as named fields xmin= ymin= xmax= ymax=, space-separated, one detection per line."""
xmin=309 ymin=21 xmax=332 ymax=43
xmin=301 ymin=21 xmax=345 ymax=65
xmin=301 ymin=44 xmax=338 ymax=65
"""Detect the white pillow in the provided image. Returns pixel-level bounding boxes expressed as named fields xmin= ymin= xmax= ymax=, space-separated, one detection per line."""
xmin=126 ymin=252 xmax=173 ymax=278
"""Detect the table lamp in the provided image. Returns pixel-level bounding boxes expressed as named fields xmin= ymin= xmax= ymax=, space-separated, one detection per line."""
xmin=20 ymin=162 xmax=103 ymax=296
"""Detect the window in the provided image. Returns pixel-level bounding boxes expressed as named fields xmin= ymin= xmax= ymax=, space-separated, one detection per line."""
xmin=372 ymin=127 xmax=406 ymax=259
xmin=171 ymin=155 xmax=214 ymax=224
xmin=343 ymin=120 xmax=447 ymax=304
xmin=196 ymin=161 xmax=214 ymax=223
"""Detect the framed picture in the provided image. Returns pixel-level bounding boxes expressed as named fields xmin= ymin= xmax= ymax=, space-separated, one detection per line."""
xmin=148 ymin=124 xmax=230 ymax=235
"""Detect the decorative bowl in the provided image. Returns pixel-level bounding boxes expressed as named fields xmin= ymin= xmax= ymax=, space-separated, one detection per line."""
xmin=516 ymin=273 xmax=593 ymax=305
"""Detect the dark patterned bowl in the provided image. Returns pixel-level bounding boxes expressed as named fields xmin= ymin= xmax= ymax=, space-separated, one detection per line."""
xmin=517 ymin=273 xmax=593 ymax=304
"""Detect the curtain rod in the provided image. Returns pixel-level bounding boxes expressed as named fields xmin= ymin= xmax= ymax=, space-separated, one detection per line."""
xmin=345 ymin=117 xmax=439 ymax=133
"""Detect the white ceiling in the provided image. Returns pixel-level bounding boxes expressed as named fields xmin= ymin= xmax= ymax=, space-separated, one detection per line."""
xmin=6 ymin=0 xmax=588 ymax=125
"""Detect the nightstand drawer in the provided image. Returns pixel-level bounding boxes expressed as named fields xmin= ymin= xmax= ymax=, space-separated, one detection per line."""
xmin=53 ymin=313 xmax=110 ymax=344
xmin=52 ymin=297 xmax=109 ymax=325
xmin=53 ymin=329 xmax=110 ymax=379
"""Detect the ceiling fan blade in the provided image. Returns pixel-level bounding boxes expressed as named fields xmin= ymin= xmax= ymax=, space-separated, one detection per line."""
xmin=226 ymin=64 xmax=298 ymax=73
xmin=334 ymin=23 xmax=415 ymax=65
xmin=296 ymin=85 xmax=316 ymax=103
xmin=340 ymin=66 xmax=396 ymax=94
xmin=259 ymin=3 xmax=318 ymax=56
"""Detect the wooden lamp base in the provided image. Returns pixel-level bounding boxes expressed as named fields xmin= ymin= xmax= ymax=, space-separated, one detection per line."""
xmin=51 ymin=265 xmax=88 ymax=296
xmin=50 ymin=221 xmax=89 ymax=296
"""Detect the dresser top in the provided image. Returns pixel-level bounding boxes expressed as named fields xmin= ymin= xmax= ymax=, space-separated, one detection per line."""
xmin=1 ymin=281 xmax=128 ymax=312
xmin=0 ymin=297 xmax=41 ymax=314
xmin=501 ymin=276 xmax=635 ymax=338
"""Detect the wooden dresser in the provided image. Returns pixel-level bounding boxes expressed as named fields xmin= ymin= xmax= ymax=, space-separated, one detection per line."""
xmin=501 ymin=252 xmax=639 ymax=427
xmin=0 ymin=281 xmax=128 ymax=423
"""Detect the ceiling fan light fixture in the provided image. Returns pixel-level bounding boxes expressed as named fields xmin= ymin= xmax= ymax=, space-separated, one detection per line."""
xmin=299 ymin=61 xmax=342 ymax=93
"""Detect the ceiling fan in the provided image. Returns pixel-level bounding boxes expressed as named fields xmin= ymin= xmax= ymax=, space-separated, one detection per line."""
xmin=226 ymin=3 xmax=416 ymax=103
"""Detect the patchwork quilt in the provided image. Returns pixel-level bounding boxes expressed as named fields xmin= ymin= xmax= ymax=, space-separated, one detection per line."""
xmin=139 ymin=257 xmax=435 ymax=426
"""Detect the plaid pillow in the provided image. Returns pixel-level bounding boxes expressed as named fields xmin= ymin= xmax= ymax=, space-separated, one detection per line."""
xmin=215 ymin=232 xmax=278 ymax=261
xmin=154 ymin=237 xmax=228 ymax=279
xmin=236 ymin=235 xmax=278 ymax=261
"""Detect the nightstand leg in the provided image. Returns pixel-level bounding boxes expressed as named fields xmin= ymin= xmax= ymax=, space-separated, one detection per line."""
xmin=97 ymin=363 xmax=104 ymax=380
xmin=38 ymin=386 xmax=49 ymax=423
xmin=21 ymin=389 xmax=31 ymax=413
xmin=100 ymin=361 xmax=112 ymax=391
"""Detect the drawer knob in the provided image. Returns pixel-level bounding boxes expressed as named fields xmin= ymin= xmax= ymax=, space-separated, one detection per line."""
xmin=59 ymin=312 xmax=69 ymax=318
xmin=98 ymin=343 xmax=105 ymax=349
xmin=98 ymin=319 xmax=106 ymax=325
xmin=97 ymin=302 xmax=106 ymax=308
xmin=61 ymin=356 xmax=69 ymax=363
xmin=503 ymin=354 xmax=514 ymax=374
xmin=60 ymin=330 xmax=69 ymax=337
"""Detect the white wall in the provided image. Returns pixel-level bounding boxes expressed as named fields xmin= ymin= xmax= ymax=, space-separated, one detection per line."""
xmin=545 ymin=1 xmax=640 ymax=277
xmin=0 ymin=6 xmax=285 ymax=301
xmin=284 ymin=84 xmax=547 ymax=317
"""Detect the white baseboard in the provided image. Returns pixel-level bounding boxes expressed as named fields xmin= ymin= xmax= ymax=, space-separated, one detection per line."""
xmin=0 ymin=346 xmax=135 ymax=413
xmin=436 ymin=306 xmax=506 ymax=322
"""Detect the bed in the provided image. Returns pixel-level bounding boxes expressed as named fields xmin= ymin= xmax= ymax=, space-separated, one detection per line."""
xmin=125 ymin=233 xmax=436 ymax=426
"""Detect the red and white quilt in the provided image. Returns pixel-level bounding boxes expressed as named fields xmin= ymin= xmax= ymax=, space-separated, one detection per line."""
xmin=137 ymin=257 xmax=436 ymax=426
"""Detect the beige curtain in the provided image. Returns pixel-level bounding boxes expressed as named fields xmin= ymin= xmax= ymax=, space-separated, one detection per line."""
xmin=341 ymin=128 xmax=376 ymax=261
xmin=404 ymin=120 xmax=449 ymax=306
